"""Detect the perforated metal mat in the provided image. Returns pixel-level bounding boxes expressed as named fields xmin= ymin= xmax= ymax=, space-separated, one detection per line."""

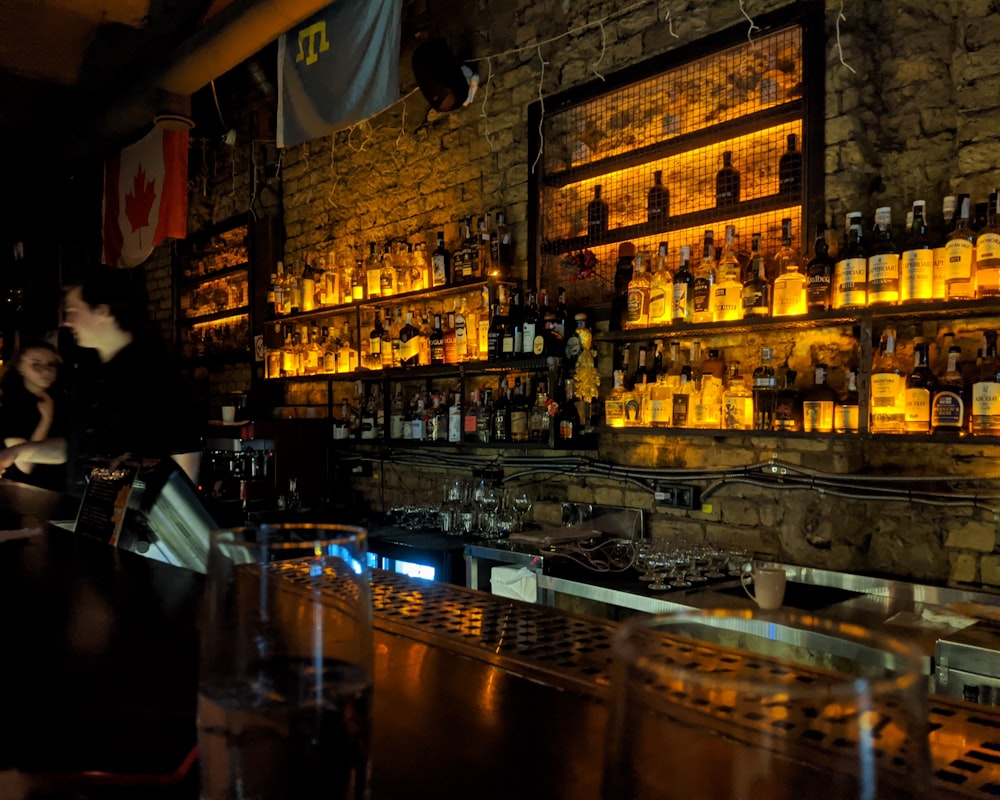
xmin=291 ymin=566 xmax=1000 ymax=798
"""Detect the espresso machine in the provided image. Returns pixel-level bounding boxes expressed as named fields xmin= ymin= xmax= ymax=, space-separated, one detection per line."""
xmin=202 ymin=421 xmax=276 ymax=525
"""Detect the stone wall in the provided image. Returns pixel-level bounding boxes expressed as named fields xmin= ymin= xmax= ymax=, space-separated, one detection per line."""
xmin=166 ymin=0 xmax=1000 ymax=589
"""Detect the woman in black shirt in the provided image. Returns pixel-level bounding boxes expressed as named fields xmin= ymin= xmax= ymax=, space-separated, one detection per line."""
xmin=0 ymin=340 xmax=65 ymax=490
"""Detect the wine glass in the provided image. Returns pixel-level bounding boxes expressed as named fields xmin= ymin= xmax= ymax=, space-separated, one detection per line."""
xmin=476 ymin=480 xmax=500 ymax=538
xmin=511 ymin=491 xmax=533 ymax=532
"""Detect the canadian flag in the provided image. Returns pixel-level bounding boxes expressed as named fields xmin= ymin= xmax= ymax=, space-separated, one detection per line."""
xmin=102 ymin=126 xmax=189 ymax=268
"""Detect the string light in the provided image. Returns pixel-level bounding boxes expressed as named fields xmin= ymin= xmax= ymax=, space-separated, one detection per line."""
xmin=591 ymin=22 xmax=607 ymax=82
xmin=479 ymin=56 xmax=497 ymax=152
xmin=738 ymin=0 xmax=760 ymax=72
xmin=663 ymin=8 xmax=679 ymax=39
xmin=530 ymin=46 xmax=548 ymax=175
xmin=835 ymin=1 xmax=857 ymax=74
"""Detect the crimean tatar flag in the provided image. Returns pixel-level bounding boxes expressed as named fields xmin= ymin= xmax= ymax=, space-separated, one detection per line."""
xmin=102 ymin=126 xmax=189 ymax=268
xmin=277 ymin=0 xmax=402 ymax=149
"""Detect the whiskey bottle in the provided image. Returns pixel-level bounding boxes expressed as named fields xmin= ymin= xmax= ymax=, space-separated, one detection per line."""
xmin=492 ymin=211 xmax=514 ymax=279
xmin=900 ymin=201 xmax=934 ymax=302
xmin=477 ymin=388 xmax=494 ymax=443
xmin=772 ymin=218 xmax=807 ymax=317
xmin=604 ymin=369 xmax=627 ymax=429
xmin=521 ymin=290 xmax=539 ymax=356
xmin=625 ymin=249 xmax=652 ymax=329
xmin=931 ymin=345 xmax=970 ymax=435
xmin=464 ymin=217 xmax=482 ymax=281
xmin=975 ymin=190 xmax=1000 ymax=298
xmin=649 ymin=370 xmax=673 ymax=428
xmin=801 ymin=364 xmax=837 ymax=433
xmin=448 ymin=392 xmax=463 ymax=443
xmin=971 ymin=330 xmax=1000 ymax=435
xmin=557 ymin=380 xmax=580 ymax=442
xmin=932 ymin=196 xmax=956 ymax=300
xmin=365 ymin=242 xmax=382 ymax=299
xmin=510 ymin=377 xmax=530 ymax=443
xmin=477 ymin=215 xmax=492 ymax=281
xmin=398 ymin=312 xmax=421 ymax=368
xmin=722 ymin=361 xmax=754 ymax=430
xmin=671 ymin=366 xmax=694 ymax=429
xmin=904 ymin=339 xmax=935 ymax=434
xmin=671 ymin=245 xmax=694 ymax=323
xmin=806 ymin=223 xmax=834 ymax=312
xmin=773 ymin=369 xmax=802 ymax=432
xmin=486 ymin=301 xmax=505 ymax=363
xmin=692 ymin=229 xmax=716 ymax=323
xmin=368 ymin=311 xmax=385 ymax=370
xmin=587 ymin=184 xmax=609 ymax=239
xmin=835 ymin=367 xmax=860 ymax=434
xmin=713 ymin=225 xmax=743 ymax=322
xmin=778 ymin=133 xmax=802 ymax=197
xmin=648 ymin=242 xmax=673 ymax=325
xmin=715 ymin=150 xmax=740 ymax=207
xmin=351 ymin=254 xmax=366 ymax=301
xmin=751 ymin=347 xmax=778 ymax=431
xmin=529 ymin=381 xmax=552 ymax=444
xmin=610 ymin=242 xmax=636 ymax=332
xmin=647 ymin=170 xmax=669 ymax=222
xmin=464 ymin=387 xmax=481 ymax=443
xmin=429 ymin=313 xmax=445 ymax=365
xmin=833 ymin=212 xmax=868 ymax=309
xmin=945 ymin=194 xmax=976 ymax=300
xmin=868 ymin=207 xmax=899 ymax=305
xmin=379 ymin=244 xmax=396 ymax=298
xmin=742 ymin=233 xmax=771 ymax=317
xmin=431 ymin=231 xmax=451 ymax=287
xmin=871 ymin=328 xmax=905 ymax=434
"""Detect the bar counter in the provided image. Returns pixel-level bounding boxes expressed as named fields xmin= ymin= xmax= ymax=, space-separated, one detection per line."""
xmin=1 ymin=483 xmax=999 ymax=798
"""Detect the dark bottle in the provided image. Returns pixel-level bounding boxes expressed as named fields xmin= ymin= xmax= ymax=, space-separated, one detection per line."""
xmin=805 ymin=224 xmax=834 ymax=312
xmin=773 ymin=368 xmax=802 ymax=431
xmin=904 ymin=339 xmax=936 ymax=434
xmin=587 ymin=185 xmax=610 ymax=239
xmin=931 ymin=345 xmax=970 ymax=434
xmin=715 ymin=150 xmax=740 ymax=207
xmin=493 ymin=378 xmax=512 ymax=443
xmin=557 ymin=379 xmax=579 ymax=442
xmin=778 ymin=133 xmax=802 ymax=197
xmin=398 ymin=312 xmax=421 ymax=368
xmin=742 ymin=233 xmax=770 ymax=317
xmin=510 ymin=376 xmax=530 ymax=443
xmin=431 ymin=231 xmax=451 ymax=287
xmin=487 ymin=301 xmax=506 ymax=363
xmin=752 ymin=347 xmax=778 ymax=431
xmin=900 ymin=201 xmax=934 ymax=302
xmin=835 ymin=366 xmax=860 ymax=434
xmin=429 ymin=313 xmax=445 ymax=365
xmin=630 ymin=345 xmax=651 ymax=391
xmin=521 ymin=290 xmax=539 ymax=356
xmin=609 ymin=242 xmax=636 ymax=331
xmin=477 ymin=388 xmax=494 ymax=443
xmin=564 ymin=312 xmax=589 ymax=368
xmin=502 ymin=289 xmax=520 ymax=360
xmin=801 ymin=363 xmax=838 ymax=433
xmin=492 ymin=211 xmax=514 ymax=279
xmin=647 ymin=170 xmax=669 ymax=222
xmin=671 ymin=245 xmax=694 ymax=323
xmin=868 ymin=206 xmax=899 ymax=305
xmin=369 ymin=310 xmax=386 ymax=369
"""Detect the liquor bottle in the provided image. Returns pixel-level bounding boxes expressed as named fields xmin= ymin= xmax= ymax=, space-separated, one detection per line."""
xmin=338 ymin=323 xmax=358 ymax=373
xmin=778 ymin=133 xmax=802 ymax=197
xmin=300 ymin=259 xmax=317 ymax=312
xmin=553 ymin=286 xmax=570 ymax=338
xmin=692 ymin=353 xmax=723 ymax=429
xmin=388 ymin=307 xmax=403 ymax=368
xmin=487 ymin=301 xmax=505 ymax=362
xmin=900 ymin=201 xmax=934 ymax=302
xmin=447 ymin=391 xmax=462 ymax=443
xmin=931 ymin=345 xmax=970 ymax=434
xmin=945 ymin=194 xmax=976 ymax=301
xmin=835 ymin=367 xmax=860 ymax=434
xmin=871 ymin=328 xmax=905 ymax=434
xmin=649 ymin=371 xmax=672 ymax=428
xmin=564 ymin=312 xmax=589 ymax=368
xmin=587 ymin=185 xmax=609 ymax=239
xmin=351 ymin=254 xmax=366 ymax=301
xmin=510 ymin=377 xmax=529 ymax=443
xmin=286 ymin=264 xmax=302 ymax=315
xmin=604 ymin=369 xmax=627 ymax=429
xmin=715 ymin=150 xmax=740 ymax=206
xmin=477 ymin=388 xmax=494 ymax=443
xmin=868 ymin=207 xmax=899 ymax=305
xmin=477 ymin=215 xmax=492 ymax=281
xmin=713 ymin=225 xmax=743 ymax=322
xmin=671 ymin=245 xmax=694 ymax=323
xmin=904 ymin=339 xmax=936 ymax=434
xmin=648 ymin=242 xmax=673 ymax=325
xmin=389 ymin=384 xmax=405 ymax=439
xmin=772 ymin=219 xmax=807 ymax=317
xmin=671 ymin=366 xmax=694 ymax=428
xmin=464 ymin=217 xmax=482 ymax=281
xmin=272 ymin=262 xmax=286 ymax=315
xmin=397 ymin=312 xmax=420 ymax=368
xmin=429 ymin=314 xmax=445 ymax=365
xmin=647 ymin=170 xmax=669 ymax=222
xmin=321 ymin=327 xmax=336 ymax=374
xmin=610 ymin=242 xmax=636 ymax=332
xmin=440 ymin=311 xmax=457 ymax=365
xmin=365 ymin=242 xmax=382 ymax=299
xmin=932 ymin=196 xmax=956 ymax=301
xmin=833 ymin=212 xmax=868 ymax=309
xmin=801 ymin=363 xmax=838 ymax=433
xmin=722 ymin=361 xmax=754 ymax=431
xmin=773 ymin=369 xmax=802 ymax=432
xmin=492 ymin=211 xmax=514 ymax=279
xmin=625 ymin=249 xmax=651 ymax=329
xmin=379 ymin=244 xmax=396 ymax=298
xmin=431 ymin=231 xmax=451 ymax=288
xmin=971 ymin=330 xmax=1000 ymax=435
xmin=521 ymin=290 xmax=539 ymax=356
xmin=742 ymin=233 xmax=770 ymax=317
xmin=976 ymin=190 xmax=1000 ymax=298
xmin=506 ymin=289 xmax=524 ymax=358
xmin=557 ymin=379 xmax=580 ymax=442
xmin=752 ymin=347 xmax=778 ymax=430
xmin=464 ymin=388 xmax=480 ymax=443
xmin=368 ymin=312 xmax=385 ymax=370
xmin=529 ymin=381 xmax=552 ymax=444
xmin=805 ymin=223 xmax=834 ymax=312
xmin=455 ymin=301 xmax=471 ymax=363
xmin=692 ymin=230 xmax=716 ymax=323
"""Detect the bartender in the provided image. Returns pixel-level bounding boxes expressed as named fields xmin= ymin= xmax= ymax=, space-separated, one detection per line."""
xmin=0 ymin=265 xmax=201 ymax=492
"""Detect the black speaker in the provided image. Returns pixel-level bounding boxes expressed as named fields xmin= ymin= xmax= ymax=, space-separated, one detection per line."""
xmin=412 ymin=38 xmax=469 ymax=112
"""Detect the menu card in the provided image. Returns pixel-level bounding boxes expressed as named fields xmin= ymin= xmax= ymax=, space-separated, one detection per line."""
xmin=74 ymin=463 xmax=139 ymax=545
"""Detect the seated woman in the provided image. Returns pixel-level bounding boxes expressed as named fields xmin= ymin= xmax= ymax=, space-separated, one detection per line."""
xmin=0 ymin=340 xmax=66 ymax=490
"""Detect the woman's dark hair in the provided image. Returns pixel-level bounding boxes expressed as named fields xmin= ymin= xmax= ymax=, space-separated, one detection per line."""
xmin=1 ymin=339 xmax=60 ymax=392
xmin=65 ymin=264 xmax=147 ymax=334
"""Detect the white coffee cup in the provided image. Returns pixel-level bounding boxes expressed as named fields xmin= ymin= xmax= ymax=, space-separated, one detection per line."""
xmin=741 ymin=565 xmax=787 ymax=610
xmin=221 ymin=405 xmax=236 ymax=424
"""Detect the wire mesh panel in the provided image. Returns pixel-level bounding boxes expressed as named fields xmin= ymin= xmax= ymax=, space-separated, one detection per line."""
xmin=536 ymin=23 xmax=807 ymax=309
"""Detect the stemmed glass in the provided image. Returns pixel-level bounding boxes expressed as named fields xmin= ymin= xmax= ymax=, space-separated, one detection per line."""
xmin=511 ymin=491 xmax=533 ymax=532
xmin=476 ymin=480 xmax=500 ymax=538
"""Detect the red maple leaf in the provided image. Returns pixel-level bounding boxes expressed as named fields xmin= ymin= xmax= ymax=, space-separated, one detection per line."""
xmin=124 ymin=163 xmax=158 ymax=248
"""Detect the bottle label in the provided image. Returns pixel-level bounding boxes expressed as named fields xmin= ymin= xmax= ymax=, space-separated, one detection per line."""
xmin=930 ymin=391 xmax=963 ymax=429
xmin=723 ymin=395 xmax=754 ymax=430
xmin=455 ymin=316 xmax=468 ymax=357
xmin=900 ymin=249 xmax=933 ymax=301
xmin=604 ymin=398 xmax=625 ymax=426
xmin=671 ymin=283 xmax=690 ymax=319
xmin=800 ymin=399 xmax=833 ymax=433
xmin=626 ymin=287 xmax=649 ymax=325
xmin=713 ymin=285 xmax=741 ymax=320
xmin=624 ymin=396 xmax=642 ymax=424
xmin=976 ymin=232 xmax=1000 ymax=264
xmin=772 ymin=279 xmax=805 ymax=316
xmin=904 ymin=388 xmax=931 ymax=427
xmin=478 ymin=319 xmax=491 ymax=356
xmin=945 ymin=238 xmax=973 ymax=281
xmin=870 ymin=373 xmax=904 ymax=430
xmin=502 ymin=334 xmax=515 ymax=354
xmin=650 ymin=398 xmax=671 ymax=425
xmin=430 ymin=339 xmax=444 ymax=363
xmin=835 ymin=403 xmax=859 ymax=433
xmin=370 ymin=335 xmax=382 ymax=355
xmin=522 ymin=322 xmax=536 ymax=353
xmin=867 ymin=253 xmax=899 ymax=302
xmin=390 ymin=414 xmax=404 ymax=439
xmin=464 ymin=412 xmax=477 ymax=434
xmin=432 ymin=254 xmax=447 ymax=286
xmin=971 ymin=381 xmax=1000 ymax=423
xmin=692 ymin=281 xmax=712 ymax=315
xmin=532 ymin=334 xmax=545 ymax=356
xmin=671 ymin=393 xmax=689 ymax=427
xmin=833 ymin=257 xmax=868 ymax=307
xmin=398 ymin=337 xmax=419 ymax=363
xmin=511 ymin=411 xmax=528 ymax=437
xmin=932 ymin=246 xmax=948 ymax=299
xmin=649 ymin=288 xmax=669 ymax=322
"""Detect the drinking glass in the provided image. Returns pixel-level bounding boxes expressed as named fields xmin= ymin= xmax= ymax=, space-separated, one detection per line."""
xmin=511 ymin=491 xmax=533 ymax=531
xmin=198 ymin=523 xmax=373 ymax=800
xmin=603 ymin=608 xmax=930 ymax=799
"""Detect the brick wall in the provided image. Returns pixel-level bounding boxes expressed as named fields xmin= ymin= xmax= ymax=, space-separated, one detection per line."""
xmin=164 ymin=0 xmax=1000 ymax=589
